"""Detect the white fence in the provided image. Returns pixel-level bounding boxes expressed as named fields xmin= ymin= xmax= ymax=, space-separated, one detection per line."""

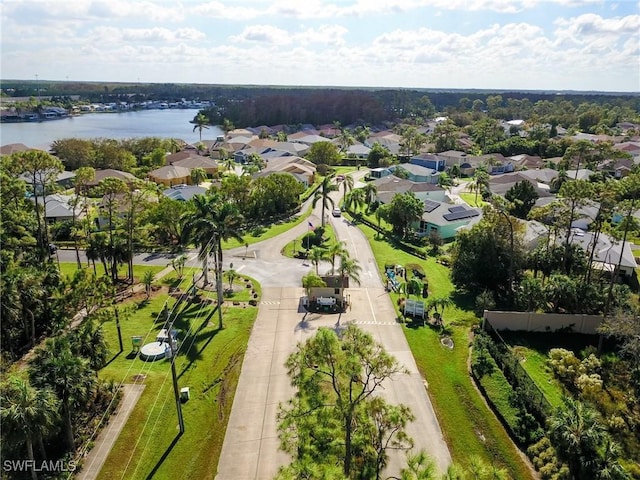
xmin=482 ymin=311 xmax=603 ymax=334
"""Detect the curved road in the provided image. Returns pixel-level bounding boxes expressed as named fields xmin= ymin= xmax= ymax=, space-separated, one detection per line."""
xmin=216 ymin=177 xmax=451 ymax=479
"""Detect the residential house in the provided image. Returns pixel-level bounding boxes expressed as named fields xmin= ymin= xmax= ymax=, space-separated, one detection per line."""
xmin=509 ymin=154 xmax=545 ymax=170
xmin=491 ymin=168 xmax=558 ymax=196
xmin=345 ymin=143 xmax=371 ymax=159
xmin=566 ymin=168 xmax=595 ymax=181
xmin=31 ymin=194 xmax=83 ymax=223
xmin=292 ymin=135 xmax=332 ymax=147
xmin=227 ymin=128 xmax=255 ymax=139
xmin=613 ymin=141 xmax=640 ymax=160
xmin=373 ymin=175 xmax=447 ymax=204
xmin=163 ymin=185 xmax=208 ymax=201
xmin=394 ymin=163 xmax=440 ymax=184
xmin=0 ymin=143 xmax=39 ymax=156
xmin=410 ymin=153 xmax=446 ymax=172
xmin=416 ymin=200 xmax=481 ymax=240
xmin=254 ymin=156 xmax=316 ymax=187
xmin=18 ymin=169 xmax=76 ymax=194
xmin=170 ymin=154 xmax=218 ymax=176
xmin=525 ymin=222 xmax=637 ymax=279
xmin=148 ymin=165 xmax=192 ymax=186
xmin=85 ymin=169 xmax=137 ymax=188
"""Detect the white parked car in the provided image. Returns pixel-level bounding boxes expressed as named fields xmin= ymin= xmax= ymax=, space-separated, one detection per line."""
xmin=332 ymin=208 xmax=342 ymax=217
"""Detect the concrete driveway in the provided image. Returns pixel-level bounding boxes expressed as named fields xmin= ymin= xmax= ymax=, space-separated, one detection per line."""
xmin=216 ymin=184 xmax=451 ymax=479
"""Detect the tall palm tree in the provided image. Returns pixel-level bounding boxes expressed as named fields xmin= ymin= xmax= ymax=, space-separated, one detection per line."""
xmin=1 ymin=375 xmax=60 ymax=480
xmin=309 ymin=246 xmax=327 ymax=275
xmin=191 ymin=112 xmax=210 ymax=142
xmin=341 ymin=174 xmax=354 ymax=204
xmin=362 ymin=182 xmax=378 ymax=211
xmin=337 ymin=256 xmax=362 ymax=294
xmin=326 ymin=241 xmax=348 ymax=274
xmin=29 ymin=336 xmax=96 ymax=452
xmin=344 ymin=188 xmax=366 ymax=214
xmin=471 ymin=169 xmax=490 ymax=204
xmin=181 ymin=194 xmax=217 ymax=286
xmin=312 ymin=175 xmax=338 ymax=227
xmin=181 ymin=193 xmax=244 ymax=329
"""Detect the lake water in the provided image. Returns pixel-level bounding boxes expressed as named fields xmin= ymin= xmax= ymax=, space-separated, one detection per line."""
xmin=0 ymin=109 xmax=224 ymax=150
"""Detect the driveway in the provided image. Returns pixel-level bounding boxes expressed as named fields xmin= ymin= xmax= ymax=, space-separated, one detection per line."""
xmin=216 ymin=186 xmax=451 ymax=479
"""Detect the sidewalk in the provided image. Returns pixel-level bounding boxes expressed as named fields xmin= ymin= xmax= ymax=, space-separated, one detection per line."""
xmin=77 ymin=384 xmax=146 ymax=480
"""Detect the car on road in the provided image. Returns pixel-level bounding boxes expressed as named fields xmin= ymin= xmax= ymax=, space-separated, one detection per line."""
xmin=332 ymin=208 xmax=342 ymax=217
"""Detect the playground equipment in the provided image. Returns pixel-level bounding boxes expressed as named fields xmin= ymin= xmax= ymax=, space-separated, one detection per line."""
xmin=386 ymin=269 xmax=401 ymax=292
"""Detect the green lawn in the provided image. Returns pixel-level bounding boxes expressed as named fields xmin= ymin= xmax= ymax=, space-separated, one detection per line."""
xmin=94 ymin=286 xmax=258 ymax=480
xmin=281 ymin=222 xmax=338 ymax=259
xmin=501 ymin=332 xmax=600 ymax=410
xmin=458 ymin=192 xmax=488 ymax=208
xmin=472 ymin=349 xmax=521 ymax=433
xmin=58 ymin=262 xmax=168 ymax=282
xmin=353 ymin=219 xmax=534 ymax=478
xmin=221 ymin=206 xmax=312 ymax=250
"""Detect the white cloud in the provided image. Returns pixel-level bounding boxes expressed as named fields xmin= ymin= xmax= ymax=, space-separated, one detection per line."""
xmin=230 ymin=25 xmax=291 ymax=45
xmin=87 ymin=26 xmax=206 ymax=45
xmin=230 ymin=24 xmax=348 ymax=47
xmin=190 ymin=1 xmax=263 ymax=19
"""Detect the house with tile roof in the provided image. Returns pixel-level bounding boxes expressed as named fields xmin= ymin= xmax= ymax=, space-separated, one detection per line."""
xmin=148 ymin=165 xmax=192 ymax=186
xmin=170 ymin=154 xmax=218 ymax=176
xmin=85 ymin=169 xmax=137 ymax=188
xmin=254 ymin=156 xmax=316 ymax=187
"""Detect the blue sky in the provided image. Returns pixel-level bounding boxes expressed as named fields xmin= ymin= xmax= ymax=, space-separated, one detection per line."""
xmin=1 ymin=0 xmax=638 ymax=92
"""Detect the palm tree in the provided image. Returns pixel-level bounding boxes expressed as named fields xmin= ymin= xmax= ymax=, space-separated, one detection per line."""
xmin=181 ymin=193 xmax=244 ymax=329
xmin=69 ymin=318 xmax=109 ymax=370
xmin=29 ymin=336 xmax=96 ymax=452
xmin=341 ymin=174 xmax=354 ymax=204
xmin=427 ymin=295 xmax=453 ymax=329
xmin=190 ymin=167 xmax=207 ymax=185
xmin=0 ymin=375 xmax=60 ymax=480
xmin=181 ymin=194 xmax=217 ymax=286
xmin=301 ymin=272 xmax=326 ymax=297
xmin=362 ymin=182 xmax=378 ymax=211
xmin=471 ymin=169 xmax=490 ymax=204
xmin=549 ymin=398 xmax=607 ymax=479
xmin=312 ymin=175 xmax=338 ymax=227
xmin=191 ymin=112 xmax=210 ymax=142
xmin=344 ymin=188 xmax=366 ymax=214
xmin=142 ymin=270 xmax=154 ymax=299
xmin=326 ymin=241 xmax=348 ymax=274
xmin=337 ymin=256 xmax=361 ymax=293
xmin=309 ymin=246 xmax=327 ymax=275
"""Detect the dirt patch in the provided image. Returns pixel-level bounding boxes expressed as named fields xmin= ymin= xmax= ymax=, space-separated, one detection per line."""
xmin=131 ymin=374 xmax=147 ymax=383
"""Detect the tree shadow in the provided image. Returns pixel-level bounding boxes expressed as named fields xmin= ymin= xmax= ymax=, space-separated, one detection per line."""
xmin=177 ymin=306 xmax=222 ymax=377
xmin=103 ymin=351 xmax=122 ymax=367
xmin=144 ymin=431 xmax=183 ymax=480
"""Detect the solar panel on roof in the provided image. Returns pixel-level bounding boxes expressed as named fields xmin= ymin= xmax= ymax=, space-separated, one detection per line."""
xmin=443 ymin=210 xmax=480 ymax=222
xmin=423 ymin=199 xmax=440 ymax=213
xmin=448 ymin=205 xmax=465 ymax=213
